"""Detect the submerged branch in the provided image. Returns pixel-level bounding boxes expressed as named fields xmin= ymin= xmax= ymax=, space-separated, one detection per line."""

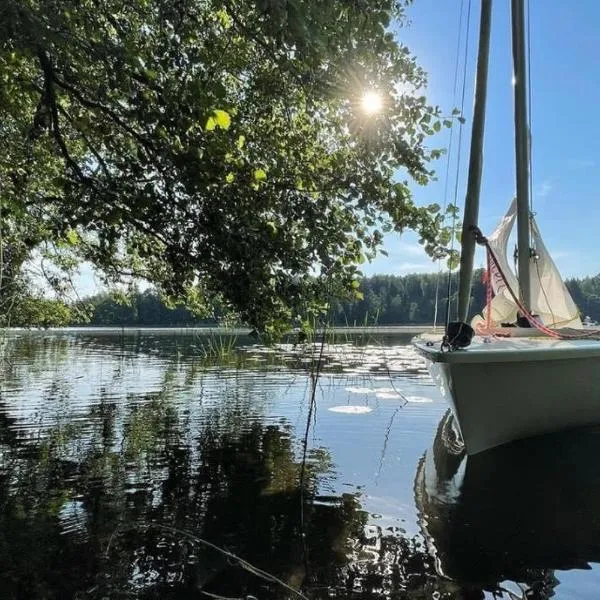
xmin=105 ymin=522 xmax=310 ymax=600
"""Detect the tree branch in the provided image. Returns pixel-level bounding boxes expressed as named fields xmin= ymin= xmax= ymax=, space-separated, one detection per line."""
xmin=221 ymin=0 xmax=304 ymax=82
xmin=50 ymin=71 xmax=158 ymax=159
xmin=37 ymin=48 xmax=88 ymax=183
xmin=56 ymin=104 xmax=112 ymax=181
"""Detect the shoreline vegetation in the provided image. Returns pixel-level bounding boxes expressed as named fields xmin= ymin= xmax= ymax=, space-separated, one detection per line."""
xmin=5 ymin=325 xmax=434 ymax=334
xmin=10 ymin=270 xmax=600 ymax=331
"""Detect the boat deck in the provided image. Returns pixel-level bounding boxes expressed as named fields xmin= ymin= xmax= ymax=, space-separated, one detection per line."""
xmin=414 ymin=331 xmax=600 ymax=364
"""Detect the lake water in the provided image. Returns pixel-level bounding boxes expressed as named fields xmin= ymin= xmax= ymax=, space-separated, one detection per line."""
xmin=0 ymin=329 xmax=599 ymax=599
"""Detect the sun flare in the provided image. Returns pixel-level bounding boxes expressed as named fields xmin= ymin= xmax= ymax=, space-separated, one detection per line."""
xmin=361 ymin=91 xmax=383 ymax=115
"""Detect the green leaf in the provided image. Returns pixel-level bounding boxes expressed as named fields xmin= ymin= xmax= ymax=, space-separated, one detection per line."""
xmin=447 ymin=252 xmax=460 ymax=270
xmin=65 ymin=229 xmax=79 ymax=245
xmin=265 ymin=221 xmax=277 ymax=235
xmin=215 ymin=8 xmax=232 ymax=28
xmin=205 ymin=116 xmax=217 ymax=131
xmin=213 ymin=109 xmax=231 ymax=130
xmin=205 ymin=110 xmax=231 ymax=132
xmin=253 ymin=168 xmax=267 ymax=182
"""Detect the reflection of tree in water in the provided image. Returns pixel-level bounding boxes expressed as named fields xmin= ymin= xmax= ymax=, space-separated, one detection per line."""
xmin=0 ymin=365 xmax=470 ymax=600
xmin=0 ymin=336 xmax=531 ymax=599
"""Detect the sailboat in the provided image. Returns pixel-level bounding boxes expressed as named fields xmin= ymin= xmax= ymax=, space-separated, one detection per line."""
xmin=413 ymin=0 xmax=600 ymax=455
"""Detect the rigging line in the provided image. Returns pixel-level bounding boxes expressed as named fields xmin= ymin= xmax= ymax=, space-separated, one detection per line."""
xmin=444 ymin=0 xmax=473 ymax=331
xmin=526 ymin=0 xmax=556 ymax=330
xmin=526 ymin=0 xmax=534 ymax=218
xmin=433 ymin=0 xmax=466 ymax=329
xmin=535 ymin=258 xmax=557 ymax=326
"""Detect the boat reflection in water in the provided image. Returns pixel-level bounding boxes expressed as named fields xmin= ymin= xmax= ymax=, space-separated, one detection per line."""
xmin=415 ymin=411 xmax=600 ymax=597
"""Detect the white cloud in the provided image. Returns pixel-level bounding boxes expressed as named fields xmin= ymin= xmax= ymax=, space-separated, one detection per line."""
xmin=378 ymin=242 xmax=429 ymax=263
xmin=550 ymin=251 xmax=571 ymax=260
xmin=396 ymin=261 xmax=438 ymax=274
xmin=396 ymin=242 xmax=426 ymax=256
xmin=534 ymin=180 xmax=553 ymax=199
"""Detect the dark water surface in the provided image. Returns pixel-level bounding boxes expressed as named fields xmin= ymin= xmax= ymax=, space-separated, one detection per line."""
xmin=0 ymin=329 xmax=598 ymax=599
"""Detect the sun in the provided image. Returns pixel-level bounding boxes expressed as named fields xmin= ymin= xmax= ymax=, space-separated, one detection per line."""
xmin=361 ymin=91 xmax=384 ymax=115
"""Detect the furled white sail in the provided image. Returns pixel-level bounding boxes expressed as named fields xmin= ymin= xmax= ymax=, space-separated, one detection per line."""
xmin=472 ymin=199 xmax=581 ymax=329
xmin=529 ymin=217 xmax=581 ymax=327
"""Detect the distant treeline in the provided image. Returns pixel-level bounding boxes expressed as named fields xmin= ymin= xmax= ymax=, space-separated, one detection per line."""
xmin=66 ymin=271 xmax=600 ymax=327
xmin=72 ymin=290 xmax=216 ymax=327
xmin=331 ymin=272 xmax=485 ymax=325
xmin=333 ymin=272 xmax=600 ymax=325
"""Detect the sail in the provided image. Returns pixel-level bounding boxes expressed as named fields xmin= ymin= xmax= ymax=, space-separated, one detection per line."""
xmin=472 ymin=199 xmax=581 ymax=329
xmin=529 ymin=218 xmax=582 ymax=328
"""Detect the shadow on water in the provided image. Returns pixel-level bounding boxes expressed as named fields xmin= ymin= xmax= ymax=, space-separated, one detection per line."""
xmin=416 ymin=410 xmax=600 ymax=598
xmin=0 ymin=335 xmax=458 ymax=599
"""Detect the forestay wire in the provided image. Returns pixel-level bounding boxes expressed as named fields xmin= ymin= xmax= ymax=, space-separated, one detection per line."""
xmin=433 ymin=0 xmax=468 ymax=329
xmin=525 ymin=0 xmax=555 ymax=323
xmin=433 ymin=0 xmax=472 ymax=330
xmin=526 ymin=0 xmax=553 ymax=321
xmin=433 ymin=1 xmax=462 ymax=329
xmin=526 ymin=0 xmax=534 ymax=218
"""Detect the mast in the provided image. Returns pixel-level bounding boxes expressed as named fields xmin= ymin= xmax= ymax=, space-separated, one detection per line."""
xmin=511 ymin=0 xmax=532 ymax=310
xmin=457 ymin=0 xmax=493 ymax=323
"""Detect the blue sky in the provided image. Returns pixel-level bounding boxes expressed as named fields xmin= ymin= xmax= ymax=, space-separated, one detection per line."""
xmin=363 ymin=0 xmax=600 ymax=279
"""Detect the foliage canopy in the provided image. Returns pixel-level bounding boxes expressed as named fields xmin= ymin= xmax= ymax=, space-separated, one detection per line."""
xmin=1 ymin=0 xmax=452 ymax=334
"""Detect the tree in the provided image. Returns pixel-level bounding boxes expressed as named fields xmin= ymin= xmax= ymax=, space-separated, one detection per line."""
xmin=7 ymin=295 xmax=72 ymax=327
xmin=1 ymin=0 xmax=453 ymax=335
xmin=78 ymin=287 xmax=209 ymax=326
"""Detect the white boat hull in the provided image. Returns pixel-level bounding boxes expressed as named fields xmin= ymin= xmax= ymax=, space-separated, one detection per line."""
xmin=414 ymin=334 xmax=600 ymax=454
